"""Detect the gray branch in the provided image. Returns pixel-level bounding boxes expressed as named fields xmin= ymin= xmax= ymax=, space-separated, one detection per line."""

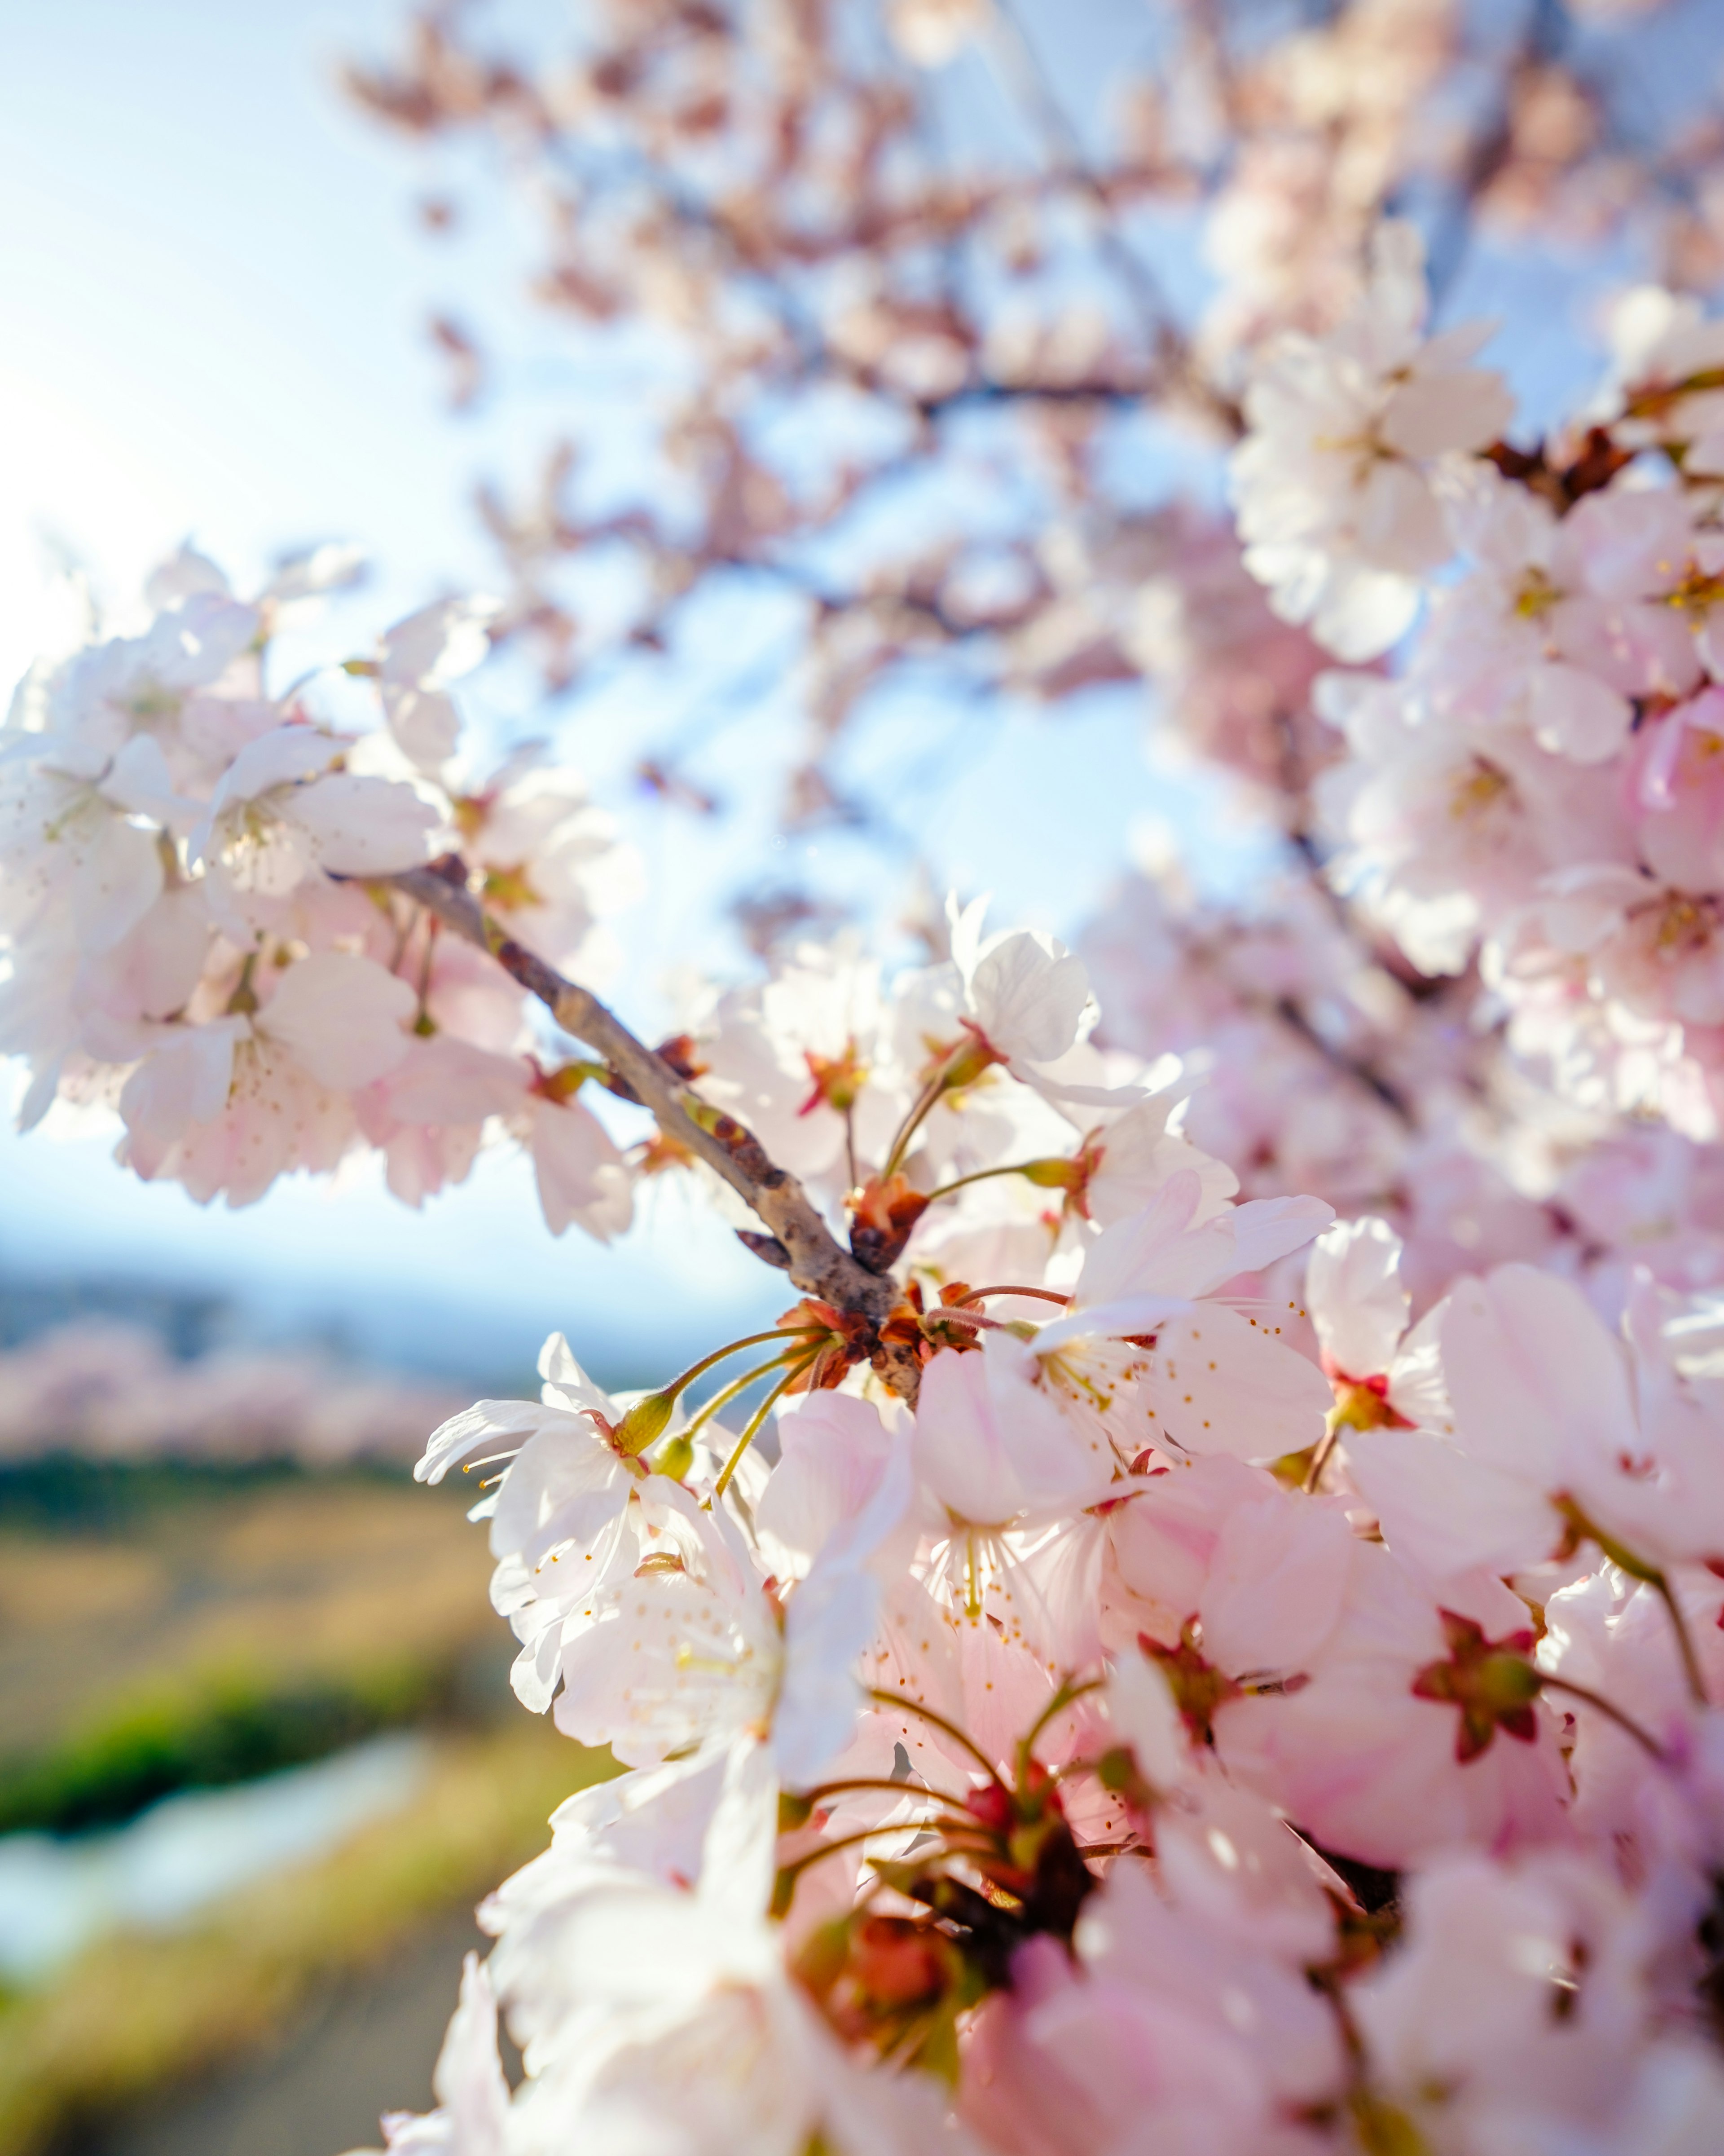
xmin=387 ymin=864 xmax=902 ymax=1331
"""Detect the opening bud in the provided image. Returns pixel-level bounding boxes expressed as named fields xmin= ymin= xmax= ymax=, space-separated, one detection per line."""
xmin=849 ymin=1173 xmax=930 ymax=1273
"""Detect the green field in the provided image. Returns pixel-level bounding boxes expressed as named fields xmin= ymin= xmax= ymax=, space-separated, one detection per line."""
xmin=0 ymin=1460 xmax=612 ymax=2156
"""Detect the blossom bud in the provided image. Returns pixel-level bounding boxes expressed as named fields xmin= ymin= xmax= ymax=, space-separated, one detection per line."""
xmin=650 ymin=1432 xmax=694 ymax=1483
xmin=939 ymin=1030 xmax=998 ymax=1093
xmin=849 ymin=1173 xmax=929 ymax=1271
xmin=1018 ymin=1156 xmax=1084 ymax=1190
xmin=613 ymin=1390 xmax=676 ymax=1455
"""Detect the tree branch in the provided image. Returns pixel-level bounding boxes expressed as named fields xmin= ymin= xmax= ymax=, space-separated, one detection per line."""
xmin=1271 ymin=995 xmax=1416 ymax=1128
xmin=384 ymin=863 xmax=905 ymax=1336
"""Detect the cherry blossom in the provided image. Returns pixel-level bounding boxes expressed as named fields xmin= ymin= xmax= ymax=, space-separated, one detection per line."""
xmin=18 ymin=23 xmax=1724 ymax=2136
xmin=0 ymin=557 xmax=642 ymax=1226
xmin=1231 ymin=221 xmax=1513 ymax=660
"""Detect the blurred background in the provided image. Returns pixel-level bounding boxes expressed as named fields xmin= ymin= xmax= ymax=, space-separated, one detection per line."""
xmin=4 ymin=0 xmax=1724 ymax=2149
xmin=1 ymin=8 xmax=687 ymax=2150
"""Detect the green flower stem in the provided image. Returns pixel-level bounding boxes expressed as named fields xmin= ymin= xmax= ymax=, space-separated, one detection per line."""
xmin=712 ymin=1354 xmax=818 ymax=1500
xmin=680 ymin=1355 xmax=796 ymax=1446
xmin=661 ymin=1326 xmax=829 ymax=1404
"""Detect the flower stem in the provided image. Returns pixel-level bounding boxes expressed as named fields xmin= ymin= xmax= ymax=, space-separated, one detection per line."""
xmin=1553 ymin=1498 xmax=1710 ymax=1708
xmin=1539 ymin=1674 xmax=1668 ymax=1762
xmin=676 ymin=1355 xmax=791 ymax=1448
xmin=712 ymin=1354 xmax=816 ymax=1499
xmin=880 ymin=1045 xmax=968 ymax=1179
xmin=1650 ymin=1574 xmax=1710 ymax=1708
xmin=414 ymin=911 xmax=440 ymax=1027
xmin=922 ymin=1304 xmax=1007 ymax=1332
xmin=866 ymin=1688 xmax=1005 ymax=1787
xmin=662 ymin=1326 xmax=827 ymax=1407
xmin=919 ymin=1162 xmax=1048 ymax=1206
xmin=1019 ymin=1675 xmax=1104 ymax=1768
xmin=951 ymin=1284 xmax=1071 ymax=1307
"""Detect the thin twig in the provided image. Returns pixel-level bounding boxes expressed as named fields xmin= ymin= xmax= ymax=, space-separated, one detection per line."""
xmin=1271 ymin=995 xmax=1415 ymax=1127
xmin=384 ymin=863 xmax=906 ymax=1344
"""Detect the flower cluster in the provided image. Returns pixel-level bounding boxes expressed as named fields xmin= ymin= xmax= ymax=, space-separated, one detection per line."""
xmin=355 ymin=908 xmax=1724 ymax=2156
xmin=1079 ymin=850 xmax=1724 ymax=1326
xmin=12 ymin=6 xmax=1724 ymax=2141
xmin=0 ymin=552 xmax=641 ymax=1230
xmin=1238 ymin=236 xmax=1724 ymax=1151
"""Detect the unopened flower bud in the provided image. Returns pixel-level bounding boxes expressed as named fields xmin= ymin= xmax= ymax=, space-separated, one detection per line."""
xmin=650 ymin=1432 xmax=694 ymax=1483
xmin=614 ymin=1390 xmax=676 ymax=1455
xmin=1019 ymin=1156 xmax=1083 ymax=1190
xmin=939 ymin=1031 xmax=998 ymax=1093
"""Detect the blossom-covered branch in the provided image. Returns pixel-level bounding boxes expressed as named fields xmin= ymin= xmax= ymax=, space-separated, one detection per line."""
xmin=341 ymin=0 xmax=1723 ymax=865
xmin=11 ymin=7 xmax=1724 ymax=2153
xmin=387 ymin=859 xmax=902 ymax=1329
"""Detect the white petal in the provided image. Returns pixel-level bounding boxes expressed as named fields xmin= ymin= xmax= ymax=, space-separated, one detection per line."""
xmin=1154 ymin=1305 xmax=1333 ymax=1463
xmin=259 ymin=952 xmax=414 ymax=1090
xmin=1346 ymin=1426 xmax=1558 ymax=1578
xmin=1525 ymin=662 xmax=1632 ymax=763
xmin=530 ymin=1096 xmax=634 ymax=1241
xmin=205 ymin=724 xmax=341 ymax=815
xmin=1306 ymin=1217 xmax=1408 ymax=1378
xmin=431 ymin=1954 xmax=510 ymax=2156
xmin=287 ymin=772 xmax=439 ymax=875
xmin=380 ymin=596 xmax=501 ymax=688
xmin=382 ymin=685 xmax=462 ymax=773
xmin=72 ymin=817 xmax=163 ymax=951
xmin=968 ymin=929 xmax=1091 ymax=1065
xmin=913 ymin=1339 xmax=1090 ymax=1521
xmin=416 ymin=1397 xmax=546 ymax=1486
xmin=1198 ymin=1493 xmax=1356 ymax=1675
xmin=119 ymin=1022 xmax=240 ymax=1144
xmin=1227 ymin=1195 xmax=1336 ymax=1277
xmin=1105 ymin=1653 xmax=1188 ymax=1790
xmin=1439 ymin=1265 xmax=1634 ymax=1487
xmin=758 ymin=1393 xmax=896 ymax=1565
